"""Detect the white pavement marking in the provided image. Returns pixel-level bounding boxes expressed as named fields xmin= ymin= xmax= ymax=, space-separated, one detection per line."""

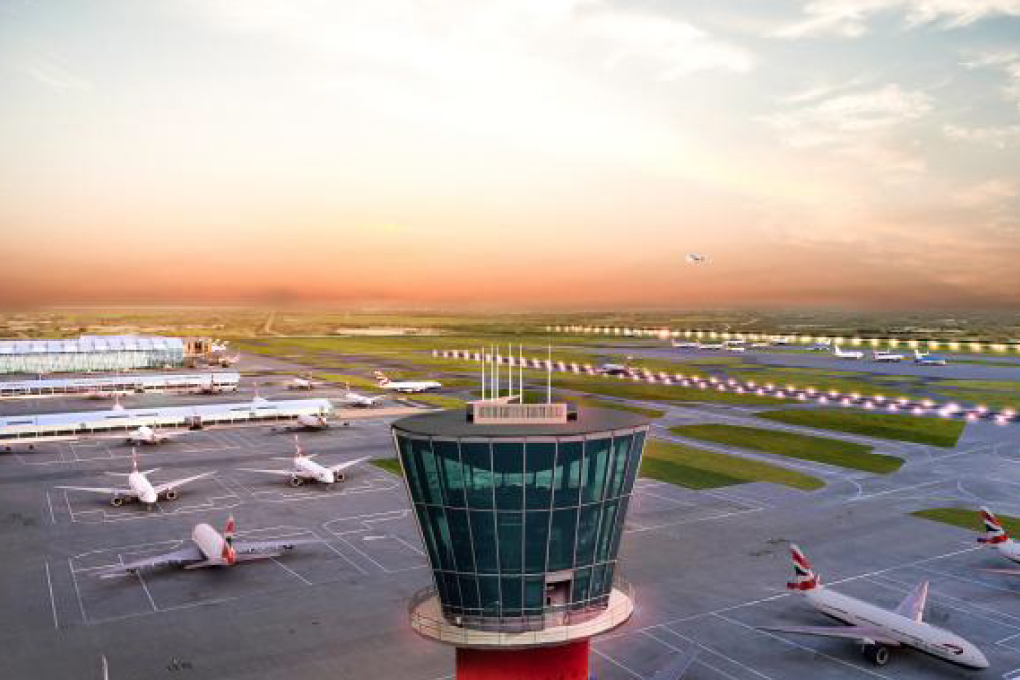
xmin=68 ymin=558 xmax=88 ymax=624
xmin=45 ymin=491 xmax=56 ymax=525
xmin=848 ymin=479 xmax=946 ymax=502
xmin=136 ymin=572 xmax=159 ymax=612
xmin=44 ymin=561 xmax=59 ymax=630
xmin=592 ymin=648 xmax=644 ymax=678
xmin=647 ymin=627 xmax=775 ymax=680
xmin=270 ymin=557 xmax=313 ymax=585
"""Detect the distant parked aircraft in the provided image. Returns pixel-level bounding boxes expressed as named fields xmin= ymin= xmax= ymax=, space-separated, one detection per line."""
xmin=287 ymin=376 xmax=320 ymax=390
xmin=759 ymin=544 xmax=988 ymax=668
xmin=914 ymin=350 xmax=948 ymax=366
xmin=339 ymin=383 xmax=386 ymax=407
xmin=56 ymin=450 xmax=214 ymax=509
xmin=374 ymin=371 xmax=442 ymax=393
xmin=239 ymin=436 xmax=367 ymax=487
xmin=873 ymin=350 xmax=905 ymax=362
xmin=832 ymin=345 xmax=864 ymax=360
xmin=598 ymin=363 xmax=633 ymax=376
xmin=97 ymin=515 xmax=319 ymax=578
xmin=671 ymin=340 xmax=699 ymax=349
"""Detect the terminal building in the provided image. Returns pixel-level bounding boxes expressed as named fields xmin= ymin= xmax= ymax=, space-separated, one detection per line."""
xmin=0 ymin=336 xmax=186 ymax=374
xmin=0 ymin=398 xmax=332 ymax=447
xmin=391 ymin=400 xmax=649 ymax=680
xmin=0 ymin=372 xmax=240 ymax=400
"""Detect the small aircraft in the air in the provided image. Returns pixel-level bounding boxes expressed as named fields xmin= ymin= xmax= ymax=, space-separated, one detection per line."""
xmin=56 ymin=450 xmax=215 ymax=509
xmin=759 ymin=544 xmax=988 ymax=668
xmin=374 ymin=371 xmax=442 ymax=393
xmin=96 ymin=515 xmax=320 ymax=578
xmin=239 ymin=436 xmax=367 ymax=487
xmin=685 ymin=253 xmax=706 ymax=264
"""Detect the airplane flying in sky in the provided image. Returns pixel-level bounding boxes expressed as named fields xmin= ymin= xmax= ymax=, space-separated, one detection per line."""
xmin=374 ymin=371 xmax=442 ymax=393
xmin=760 ymin=544 xmax=988 ymax=669
xmin=873 ymin=350 xmax=905 ymax=362
xmin=832 ymin=345 xmax=864 ymax=360
xmin=239 ymin=436 xmax=367 ymax=487
xmin=914 ymin=350 xmax=948 ymax=366
xmin=56 ymin=450 xmax=215 ymax=509
xmin=97 ymin=515 xmax=319 ymax=578
xmin=976 ymin=506 xmax=1020 ymax=574
xmin=685 ymin=253 xmax=706 ymax=264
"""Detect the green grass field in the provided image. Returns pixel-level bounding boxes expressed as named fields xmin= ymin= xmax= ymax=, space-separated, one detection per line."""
xmin=912 ymin=507 xmax=1020 ymax=535
xmin=370 ymin=458 xmax=404 ymax=476
xmin=640 ymin=440 xmax=823 ymax=490
xmin=756 ymin=408 xmax=965 ymax=448
xmin=670 ymin=424 xmax=903 ymax=473
xmin=563 ymin=396 xmax=665 ymax=418
xmin=407 ymin=393 xmax=467 ymax=409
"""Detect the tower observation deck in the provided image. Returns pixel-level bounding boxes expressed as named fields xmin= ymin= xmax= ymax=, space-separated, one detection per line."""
xmin=391 ymin=402 xmax=649 ymax=680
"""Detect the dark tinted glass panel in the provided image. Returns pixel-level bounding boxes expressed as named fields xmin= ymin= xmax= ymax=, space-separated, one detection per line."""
xmin=624 ymin=431 xmax=646 ymax=490
xmin=547 ymin=508 xmax=578 ymax=572
xmin=552 ymin=441 xmax=582 ymax=508
xmin=415 ymin=505 xmax=440 ymax=567
xmin=590 ymin=563 xmax=607 ymax=599
xmin=461 ymin=442 xmax=493 ymax=508
xmin=572 ymin=567 xmax=591 ymax=606
xmin=398 ymin=436 xmax=424 ymax=501
xmin=433 ymin=440 xmax=465 ymax=507
xmin=442 ymin=572 xmax=462 ymax=609
xmin=501 ymin=576 xmax=522 ymax=615
xmin=427 ymin=506 xmax=455 ymax=571
xmin=574 ymin=504 xmax=600 ymax=566
xmin=607 ymin=434 xmax=633 ymax=498
xmin=497 ymin=511 xmax=523 ymax=574
xmin=415 ymin=438 xmax=443 ymax=506
xmin=458 ymin=574 xmax=480 ymax=611
xmin=492 ymin=442 xmax=524 ymax=510
xmin=477 ymin=575 xmax=501 ymax=616
xmin=524 ymin=510 xmax=550 ymax=573
xmin=447 ymin=508 xmax=475 ymax=573
xmin=525 ymin=442 xmax=555 ymax=509
xmin=524 ymin=576 xmax=544 ymax=611
xmin=469 ymin=510 xmax=498 ymax=574
xmin=610 ymin=496 xmax=631 ymax=558
xmin=596 ymin=500 xmax=618 ymax=562
xmin=582 ymin=437 xmax=611 ymax=504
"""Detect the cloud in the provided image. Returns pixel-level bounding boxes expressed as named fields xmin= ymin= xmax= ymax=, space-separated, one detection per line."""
xmin=11 ymin=53 xmax=93 ymax=93
xmin=776 ymin=0 xmax=1020 ymax=38
xmin=761 ymin=84 xmax=931 ymax=148
xmin=943 ymin=123 xmax=1020 ymax=147
xmin=950 ymin=179 xmax=1018 ymax=207
xmin=962 ymin=50 xmax=1020 ymax=113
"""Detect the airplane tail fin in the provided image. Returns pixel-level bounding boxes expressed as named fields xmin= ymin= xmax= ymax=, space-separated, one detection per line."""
xmin=979 ymin=506 xmax=1009 ymax=544
xmin=374 ymin=371 xmax=390 ymax=386
xmin=223 ymin=515 xmax=237 ymax=563
xmin=293 ymin=434 xmax=303 ymax=459
xmin=787 ymin=544 xmax=820 ymax=591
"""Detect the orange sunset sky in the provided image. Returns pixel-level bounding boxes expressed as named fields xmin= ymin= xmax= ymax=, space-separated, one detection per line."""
xmin=1 ymin=1 xmax=1019 ymax=309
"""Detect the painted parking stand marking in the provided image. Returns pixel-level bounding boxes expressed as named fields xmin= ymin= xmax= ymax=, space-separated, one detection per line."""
xmin=44 ymin=561 xmax=59 ymax=630
xmin=646 ymin=627 xmax=773 ymax=680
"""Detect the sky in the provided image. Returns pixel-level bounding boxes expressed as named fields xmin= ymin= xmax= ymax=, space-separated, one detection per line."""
xmin=1 ymin=0 xmax=1019 ymax=310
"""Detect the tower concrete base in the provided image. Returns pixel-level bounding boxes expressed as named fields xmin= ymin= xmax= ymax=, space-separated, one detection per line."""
xmin=455 ymin=640 xmax=590 ymax=680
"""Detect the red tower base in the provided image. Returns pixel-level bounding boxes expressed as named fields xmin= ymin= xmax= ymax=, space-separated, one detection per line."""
xmin=456 ymin=640 xmax=590 ymax=680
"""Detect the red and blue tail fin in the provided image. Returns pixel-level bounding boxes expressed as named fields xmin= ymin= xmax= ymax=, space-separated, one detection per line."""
xmin=787 ymin=544 xmax=819 ymax=591
xmin=979 ymin=507 xmax=1009 ymax=544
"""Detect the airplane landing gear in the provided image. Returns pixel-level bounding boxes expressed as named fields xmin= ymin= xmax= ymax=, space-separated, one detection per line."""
xmin=863 ymin=644 xmax=890 ymax=666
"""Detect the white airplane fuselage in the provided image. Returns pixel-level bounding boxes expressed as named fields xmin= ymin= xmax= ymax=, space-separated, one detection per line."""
xmin=806 ymin=588 xmax=987 ymax=668
xmin=128 ymin=426 xmax=166 ymax=445
xmin=191 ymin=523 xmax=232 ymax=564
xmin=296 ymin=414 xmax=329 ymax=429
xmin=126 ymin=471 xmax=159 ymax=505
xmin=874 ymin=352 xmax=904 ymax=362
xmin=994 ymin=539 xmax=1020 ymax=563
xmin=384 ymin=382 xmax=440 ymax=393
xmin=294 ymin=456 xmax=340 ymax=484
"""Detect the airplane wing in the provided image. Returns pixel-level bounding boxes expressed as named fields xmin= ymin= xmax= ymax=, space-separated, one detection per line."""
xmin=328 ymin=457 xmax=368 ymax=474
xmin=758 ymin=625 xmax=901 ymax=646
xmin=98 ymin=545 xmax=204 ymax=578
xmin=650 ymin=647 xmax=699 ymax=680
xmin=237 ymin=468 xmax=301 ymax=477
xmin=55 ymin=485 xmax=134 ymax=497
xmin=151 ymin=471 xmax=216 ymax=495
xmin=233 ymin=537 xmax=322 ymax=554
xmin=893 ymin=580 xmax=928 ymax=622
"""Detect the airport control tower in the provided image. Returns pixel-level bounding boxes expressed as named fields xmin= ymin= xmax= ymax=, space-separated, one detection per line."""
xmin=391 ymin=389 xmax=649 ymax=680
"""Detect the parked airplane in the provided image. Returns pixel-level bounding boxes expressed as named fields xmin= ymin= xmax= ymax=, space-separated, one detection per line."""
xmin=125 ymin=424 xmax=187 ymax=445
xmin=809 ymin=341 xmax=832 ymax=351
xmin=760 ymin=544 xmax=988 ymax=668
xmin=279 ymin=413 xmax=332 ymax=431
xmin=832 ymin=345 xmax=864 ymax=360
xmin=240 ymin=436 xmax=367 ymax=487
xmin=287 ymin=376 xmax=319 ymax=390
xmin=339 ymin=383 xmax=386 ymax=407
xmin=914 ymin=350 xmax=948 ymax=366
xmin=724 ymin=345 xmax=747 ymax=353
xmin=976 ymin=506 xmax=1020 ymax=574
xmin=97 ymin=515 xmax=319 ymax=578
xmin=671 ymin=340 xmax=699 ymax=349
xmin=696 ymin=343 xmax=725 ymax=350
xmin=374 ymin=371 xmax=442 ymax=393
xmin=873 ymin=350 xmax=905 ymax=362
xmin=599 ymin=363 xmax=633 ymax=376
xmin=56 ymin=450 xmax=215 ymax=509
